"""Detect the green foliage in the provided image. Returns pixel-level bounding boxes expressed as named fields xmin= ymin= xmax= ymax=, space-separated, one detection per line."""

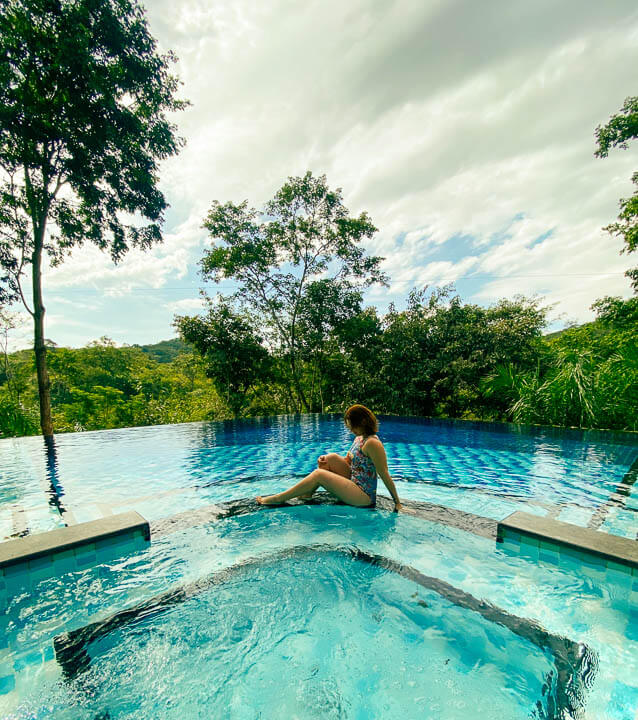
xmin=0 ymin=0 xmax=188 ymax=264
xmin=0 ymin=388 xmax=39 ymax=436
xmin=375 ymin=288 xmax=547 ymax=420
xmin=0 ymin=0 xmax=187 ymax=434
xmin=296 ymin=279 xmax=364 ymax=412
xmin=595 ymin=96 xmax=638 ymax=291
xmin=135 ymin=338 xmax=190 ymax=363
xmin=1 ymin=292 xmax=635 ymax=437
xmin=486 ymin=296 xmax=638 ymax=430
xmin=199 ymin=171 xmax=388 ymax=411
xmin=175 ymin=301 xmax=271 ymax=414
xmin=0 ymin=337 xmax=229 ymax=437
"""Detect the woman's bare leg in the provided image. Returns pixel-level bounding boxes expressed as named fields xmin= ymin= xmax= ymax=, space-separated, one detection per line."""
xmin=299 ymin=453 xmax=351 ymax=499
xmin=321 ymin=453 xmax=351 ymax=478
xmin=257 ymin=468 xmax=371 ymax=507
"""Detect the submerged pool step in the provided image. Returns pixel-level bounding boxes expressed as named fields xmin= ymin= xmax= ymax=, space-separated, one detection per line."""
xmin=498 ymin=511 xmax=638 ymax=578
xmin=0 ymin=512 xmax=150 ymax=602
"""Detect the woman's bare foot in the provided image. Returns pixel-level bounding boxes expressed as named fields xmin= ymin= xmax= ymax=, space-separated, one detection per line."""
xmin=256 ymin=495 xmax=283 ymax=505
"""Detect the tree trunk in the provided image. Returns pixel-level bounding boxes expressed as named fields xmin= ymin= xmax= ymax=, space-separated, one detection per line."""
xmin=32 ymin=226 xmax=53 ymax=436
xmin=309 ymin=354 xmax=317 ymax=412
xmin=281 ymin=378 xmax=298 ymax=413
xmin=289 ymin=350 xmax=310 ymax=412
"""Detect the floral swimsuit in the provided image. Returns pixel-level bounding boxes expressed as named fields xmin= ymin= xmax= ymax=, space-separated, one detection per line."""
xmin=347 ymin=435 xmax=378 ymax=505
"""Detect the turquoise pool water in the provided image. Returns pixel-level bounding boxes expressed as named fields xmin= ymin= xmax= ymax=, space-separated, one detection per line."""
xmin=1 ymin=503 xmax=636 ymax=719
xmin=0 ymin=416 xmax=636 ymax=718
xmin=1 ymin=415 xmax=636 ymax=540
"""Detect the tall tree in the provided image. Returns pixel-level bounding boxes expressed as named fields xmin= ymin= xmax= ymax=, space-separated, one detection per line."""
xmin=296 ymin=279 xmax=363 ymax=411
xmin=0 ymin=0 xmax=187 ymax=435
xmin=595 ymin=95 xmax=638 ymax=291
xmin=175 ymin=300 xmax=271 ymax=415
xmin=200 ymin=171 xmax=388 ymax=411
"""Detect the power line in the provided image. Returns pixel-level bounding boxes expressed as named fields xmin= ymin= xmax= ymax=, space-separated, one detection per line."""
xmin=38 ymin=271 xmax=627 ymax=294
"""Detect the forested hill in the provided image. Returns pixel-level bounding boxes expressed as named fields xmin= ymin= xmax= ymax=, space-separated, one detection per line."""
xmin=1 ymin=292 xmax=636 ymax=438
xmin=135 ymin=338 xmax=189 ymax=363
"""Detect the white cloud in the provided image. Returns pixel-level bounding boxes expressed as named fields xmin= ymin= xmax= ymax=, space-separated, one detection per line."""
xmin=43 ymin=213 xmax=207 ymax=295
xmin=165 ymin=296 xmax=207 ymax=314
xmin=47 ymin=296 xmax=102 ymax=312
xmin=14 ymin=0 xmax=637 ymax=346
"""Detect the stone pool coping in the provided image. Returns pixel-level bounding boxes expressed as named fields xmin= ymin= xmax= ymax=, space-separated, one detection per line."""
xmin=2 ymin=498 xmax=636 ymax=602
xmin=498 ymin=511 xmax=638 ymax=571
xmin=0 ymin=511 xmax=149 ymax=572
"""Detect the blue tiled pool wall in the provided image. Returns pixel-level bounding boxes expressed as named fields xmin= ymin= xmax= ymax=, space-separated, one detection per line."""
xmin=0 ymin=528 xmax=148 ymax=606
xmin=498 ymin=527 xmax=638 ymax=602
xmin=0 ymin=506 xmax=637 ymax=718
xmin=1 ymin=415 xmax=636 ymax=541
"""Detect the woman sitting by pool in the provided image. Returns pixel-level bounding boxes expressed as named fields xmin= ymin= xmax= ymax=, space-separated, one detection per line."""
xmin=257 ymin=404 xmax=403 ymax=511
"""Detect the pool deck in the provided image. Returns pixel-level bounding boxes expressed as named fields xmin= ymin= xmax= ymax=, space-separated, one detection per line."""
xmin=1 ymin=492 xmax=636 ymax=601
xmin=498 ymin=510 xmax=638 ymax=572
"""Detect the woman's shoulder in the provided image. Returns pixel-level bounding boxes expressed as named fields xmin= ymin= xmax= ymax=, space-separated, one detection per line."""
xmin=362 ymin=434 xmax=382 ymax=450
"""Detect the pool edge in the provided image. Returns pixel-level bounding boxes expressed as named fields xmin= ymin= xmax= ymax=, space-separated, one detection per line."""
xmin=498 ymin=511 xmax=638 ymax=573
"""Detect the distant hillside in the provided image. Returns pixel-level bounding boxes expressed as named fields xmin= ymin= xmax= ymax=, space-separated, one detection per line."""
xmin=544 ymin=328 xmax=571 ymax=340
xmin=544 ymin=321 xmax=591 ymax=340
xmin=135 ymin=338 xmax=190 ymax=363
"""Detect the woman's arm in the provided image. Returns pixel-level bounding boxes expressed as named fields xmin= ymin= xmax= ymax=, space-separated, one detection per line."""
xmin=363 ymin=438 xmax=402 ymax=511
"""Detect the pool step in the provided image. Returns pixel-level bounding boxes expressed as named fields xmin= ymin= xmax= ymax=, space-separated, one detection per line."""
xmin=498 ymin=511 xmax=638 ymax=578
xmin=0 ymin=512 xmax=150 ymax=603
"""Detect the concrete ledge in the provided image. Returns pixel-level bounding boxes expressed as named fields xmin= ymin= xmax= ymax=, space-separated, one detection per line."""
xmin=498 ymin=511 xmax=638 ymax=571
xmin=0 ymin=511 xmax=149 ymax=572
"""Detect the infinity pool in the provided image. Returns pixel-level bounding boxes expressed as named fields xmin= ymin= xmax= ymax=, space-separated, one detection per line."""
xmin=0 ymin=415 xmax=636 ymax=719
xmin=1 ymin=415 xmax=636 ymax=541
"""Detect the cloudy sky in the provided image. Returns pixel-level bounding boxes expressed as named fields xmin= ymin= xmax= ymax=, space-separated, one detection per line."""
xmin=11 ymin=0 xmax=638 ymax=348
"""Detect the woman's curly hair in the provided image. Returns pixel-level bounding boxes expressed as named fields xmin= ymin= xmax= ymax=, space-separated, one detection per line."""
xmin=344 ymin=404 xmax=379 ymax=436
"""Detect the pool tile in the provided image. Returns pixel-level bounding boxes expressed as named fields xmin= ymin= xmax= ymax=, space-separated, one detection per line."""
xmin=0 ymin=674 xmax=15 ymax=695
xmin=13 ymin=651 xmax=42 ymax=671
xmin=3 ymin=570 xmax=29 ymax=595
xmin=518 ymin=543 xmax=539 ymax=562
xmin=559 ymin=545 xmax=582 ymax=560
xmin=581 ymin=553 xmax=606 ymax=568
xmin=608 ymin=680 xmax=638 ymax=720
xmin=27 ymin=555 xmax=53 ymax=572
xmin=498 ymin=538 xmax=518 ymax=555
xmin=519 ymin=534 xmax=540 ymax=548
xmin=608 ymin=561 xmax=632 ymax=576
xmin=52 ymin=548 xmax=76 ymax=575
xmin=74 ymin=551 xmax=97 ymax=567
xmin=539 ymin=541 xmax=560 ymax=564
xmin=626 ymin=612 xmax=638 ymax=642
xmin=607 ymin=565 xmax=633 ymax=590
xmin=95 ymin=534 xmax=124 ymax=550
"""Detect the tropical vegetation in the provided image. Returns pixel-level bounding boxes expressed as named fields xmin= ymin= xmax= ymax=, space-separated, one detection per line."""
xmin=0 ymin=0 xmax=635 ymax=438
xmin=0 ymin=0 xmax=187 ymax=436
xmin=1 ymin=290 xmax=636 ymax=438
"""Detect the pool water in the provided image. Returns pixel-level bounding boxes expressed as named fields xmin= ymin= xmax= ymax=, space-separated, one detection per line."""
xmin=1 ymin=415 xmax=636 ymax=540
xmin=0 ymin=415 xmax=637 ymax=719
xmin=50 ymin=550 xmax=560 ymax=719
xmin=0 ymin=503 xmax=634 ymax=719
